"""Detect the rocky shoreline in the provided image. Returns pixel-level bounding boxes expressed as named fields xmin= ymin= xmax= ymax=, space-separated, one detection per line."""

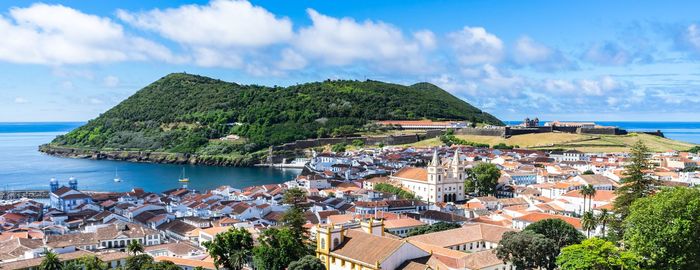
xmin=38 ymin=144 xmax=258 ymax=167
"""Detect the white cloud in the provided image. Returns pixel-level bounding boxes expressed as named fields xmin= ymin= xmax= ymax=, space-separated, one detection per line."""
xmin=294 ymin=9 xmax=435 ymax=72
xmin=103 ymin=76 xmax=120 ymax=88
xmin=13 ymin=97 xmax=27 ymax=104
xmin=543 ymin=75 xmax=626 ymax=96
xmin=512 ymin=36 xmax=575 ymax=71
xmin=480 ymin=64 xmax=525 ymax=90
xmin=277 ymin=49 xmax=307 ymax=70
xmin=118 ymin=0 xmax=294 ymax=70
xmin=413 ymin=30 xmax=437 ymax=50
xmin=0 ymin=3 xmax=176 ymax=65
xmin=676 ymin=23 xmax=700 ymax=57
xmin=513 ymin=36 xmax=552 ymax=64
xmin=447 ymin=26 xmax=503 ymax=66
xmin=118 ymin=0 xmax=292 ymax=48
xmin=430 ymin=74 xmax=478 ymax=96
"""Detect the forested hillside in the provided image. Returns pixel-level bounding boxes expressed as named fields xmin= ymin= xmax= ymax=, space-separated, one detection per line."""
xmin=47 ymin=73 xmax=502 ymax=157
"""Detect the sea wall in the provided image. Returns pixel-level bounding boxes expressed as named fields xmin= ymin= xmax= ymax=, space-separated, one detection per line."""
xmin=454 ymin=127 xmax=506 ymax=137
xmin=38 ymin=145 xmax=257 ymax=166
xmin=578 ymin=127 xmax=627 ymax=135
xmin=271 ymin=132 xmax=443 ymax=151
xmin=506 ymin=126 xmax=553 ymax=136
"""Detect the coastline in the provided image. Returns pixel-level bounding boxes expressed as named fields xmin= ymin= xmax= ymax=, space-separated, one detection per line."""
xmin=38 ymin=144 xmax=260 ymax=167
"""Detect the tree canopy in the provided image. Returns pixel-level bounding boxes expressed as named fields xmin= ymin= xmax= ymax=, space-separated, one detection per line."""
xmin=623 ymin=187 xmax=700 ymax=269
xmin=524 ymin=218 xmax=585 ymax=251
xmin=556 ymin=237 xmax=640 ymax=270
xmin=465 ymin=162 xmax=501 ymax=196
xmin=252 ymin=227 xmax=311 ymax=270
xmin=288 ymin=255 xmax=325 ymax=270
xmin=496 ymin=230 xmax=559 ymax=270
xmin=202 ymin=227 xmax=254 ymax=270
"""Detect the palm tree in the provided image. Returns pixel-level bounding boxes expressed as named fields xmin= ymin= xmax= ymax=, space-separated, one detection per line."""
xmin=587 ymin=185 xmax=597 ymax=212
xmin=40 ymin=250 xmax=62 ymax=270
xmin=127 ymin=239 xmax=144 ymax=256
xmin=581 ymin=211 xmax=598 ymax=238
xmin=579 ymin=185 xmax=593 ymax=214
xmin=597 ymin=209 xmax=611 ymax=237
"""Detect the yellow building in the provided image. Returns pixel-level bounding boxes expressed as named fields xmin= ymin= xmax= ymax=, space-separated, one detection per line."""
xmin=316 ymin=219 xmax=430 ymax=270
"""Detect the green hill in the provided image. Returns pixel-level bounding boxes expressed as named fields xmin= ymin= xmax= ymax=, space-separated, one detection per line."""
xmin=43 ymin=73 xmax=501 ymax=163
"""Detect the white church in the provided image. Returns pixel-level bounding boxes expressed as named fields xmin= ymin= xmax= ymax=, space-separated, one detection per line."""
xmin=390 ymin=148 xmax=467 ymax=203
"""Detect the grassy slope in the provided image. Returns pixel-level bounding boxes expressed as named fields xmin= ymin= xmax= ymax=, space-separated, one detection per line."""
xmin=396 ymin=132 xmax=696 ymax=152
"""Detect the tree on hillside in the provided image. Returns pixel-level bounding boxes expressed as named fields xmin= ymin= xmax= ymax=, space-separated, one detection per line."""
xmin=330 ymin=143 xmax=346 ymax=153
xmin=253 ymin=228 xmax=310 ymax=270
xmin=283 ymin=188 xmax=307 ymax=206
xmin=202 ymin=227 xmax=254 ymax=270
xmin=288 ymin=255 xmax=325 ymax=270
xmin=40 ymin=251 xmax=62 ymax=270
xmin=614 ymin=140 xmax=657 ymax=219
xmin=127 ymin=240 xmax=144 ymax=256
xmin=624 ymin=187 xmax=700 ymax=269
xmin=466 ymin=162 xmax=501 ymax=196
xmin=556 ymin=237 xmax=640 ymax=270
xmin=496 ymin=230 xmax=559 ymax=270
xmin=524 ymin=218 xmax=585 ymax=251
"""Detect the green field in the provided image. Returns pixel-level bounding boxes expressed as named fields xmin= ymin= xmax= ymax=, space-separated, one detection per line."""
xmin=396 ymin=132 xmax=696 ymax=152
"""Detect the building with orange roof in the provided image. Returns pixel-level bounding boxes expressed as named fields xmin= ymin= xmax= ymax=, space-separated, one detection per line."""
xmin=512 ymin=212 xmax=595 ymax=235
xmin=383 ymin=218 xmax=425 ymax=237
xmin=560 ymin=189 xmax=616 ymax=214
xmin=316 ymin=219 xmax=430 ymax=270
xmin=406 ymin=223 xmax=516 ymax=253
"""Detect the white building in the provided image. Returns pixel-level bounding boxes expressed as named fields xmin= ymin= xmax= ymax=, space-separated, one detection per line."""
xmin=391 ymin=149 xmax=466 ymax=203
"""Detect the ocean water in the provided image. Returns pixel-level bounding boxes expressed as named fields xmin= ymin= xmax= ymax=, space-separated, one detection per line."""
xmin=505 ymin=121 xmax=700 ymax=144
xmin=0 ymin=122 xmax=697 ymax=193
xmin=0 ymin=122 xmax=300 ymax=192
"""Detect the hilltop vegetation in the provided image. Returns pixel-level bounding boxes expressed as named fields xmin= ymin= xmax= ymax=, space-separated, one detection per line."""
xmin=46 ymin=73 xmax=501 ymax=162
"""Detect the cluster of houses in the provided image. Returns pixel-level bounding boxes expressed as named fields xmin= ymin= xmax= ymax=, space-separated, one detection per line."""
xmin=0 ymin=144 xmax=697 ymax=270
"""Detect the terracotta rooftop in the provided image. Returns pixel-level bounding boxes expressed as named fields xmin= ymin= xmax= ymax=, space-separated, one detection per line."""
xmin=406 ymin=223 xmax=515 ymax=247
xmin=392 ymin=167 xmax=428 ymax=182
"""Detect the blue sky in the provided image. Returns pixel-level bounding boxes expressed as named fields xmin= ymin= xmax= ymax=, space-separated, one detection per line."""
xmin=1 ymin=1 xmax=700 ymax=122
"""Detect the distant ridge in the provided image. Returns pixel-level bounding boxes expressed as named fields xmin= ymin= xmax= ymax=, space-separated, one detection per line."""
xmin=41 ymin=73 xmax=502 ymax=165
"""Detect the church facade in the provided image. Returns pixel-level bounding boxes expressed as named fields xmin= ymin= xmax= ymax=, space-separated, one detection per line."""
xmin=391 ymin=149 xmax=466 ymax=203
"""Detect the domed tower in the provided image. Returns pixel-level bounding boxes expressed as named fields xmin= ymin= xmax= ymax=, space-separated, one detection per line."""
xmin=68 ymin=177 xmax=78 ymax=190
xmin=49 ymin=178 xmax=59 ymax=193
